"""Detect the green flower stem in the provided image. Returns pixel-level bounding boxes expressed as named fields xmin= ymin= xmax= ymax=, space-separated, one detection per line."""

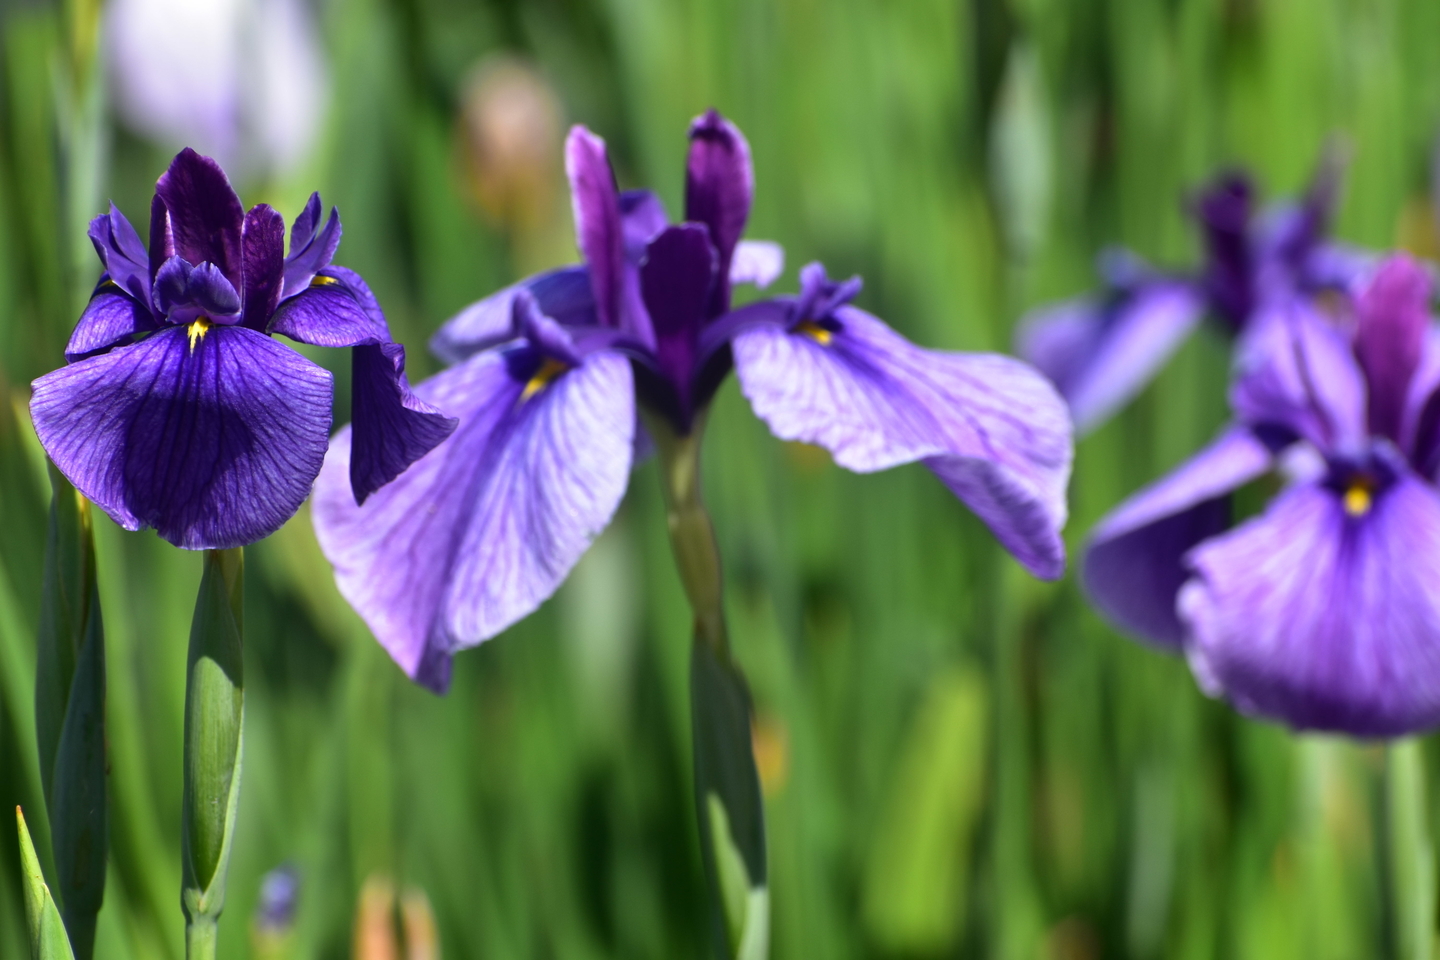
xmin=181 ymin=548 xmax=245 ymax=960
xmin=1381 ymin=739 xmax=1434 ymax=960
xmin=645 ymin=411 xmax=768 ymax=960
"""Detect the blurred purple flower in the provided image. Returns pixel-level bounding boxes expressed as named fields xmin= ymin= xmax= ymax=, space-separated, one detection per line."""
xmin=254 ymin=863 xmax=300 ymax=933
xmin=30 ymin=148 xmax=454 ymax=550
xmin=1085 ymin=254 xmax=1440 ymax=736
xmin=106 ymin=0 xmax=326 ymax=179
xmin=313 ymin=110 xmax=1073 ymax=692
xmin=1017 ymin=158 xmax=1375 ymax=435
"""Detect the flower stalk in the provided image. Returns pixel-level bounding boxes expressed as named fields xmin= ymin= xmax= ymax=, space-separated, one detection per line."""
xmin=646 ymin=410 xmax=768 ymax=960
xmin=181 ymin=548 xmax=246 ymax=960
xmin=1380 ymin=739 xmax=1434 ymax=960
xmin=35 ymin=462 xmax=107 ymax=960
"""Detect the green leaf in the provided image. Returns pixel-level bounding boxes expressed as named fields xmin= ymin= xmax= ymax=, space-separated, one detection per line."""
xmin=691 ymin=639 xmax=767 ymax=959
xmin=36 ymin=462 xmax=106 ymax=960
xmin=16 ymin=807 xmax=76 ymax=960
xmin=181 ymin=547 xmax=245 ymax=931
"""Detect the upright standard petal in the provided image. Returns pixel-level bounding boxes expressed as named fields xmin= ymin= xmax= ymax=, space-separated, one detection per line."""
xmin=282 ymin=193 xmax=342 ymax=297
xmin=1017 ymin=281 xmax=1204 ymax=435
xmin=154 ymin=148 xmax=246 ymax=288
xmin=565 ymin=126 xmax=624 ymax=329
xmin=88 ymin=204 xmax=153 ymax=305
xmin=241 ymin=204 xmax=286 ymax=330
xmin=620 ymin=190 xmax=669 ymax=261
xmin=1355 ymin=254 xmax=1430 ymax=442
xmin=312 ymin=347 xmax=635 ymax=692
xmin=31 ymin=324 xmax=333 ymax=549
xmin=732 ymin=303 xmax=1072 ymax=578
xmin=685 ymin=109 xmax=752 ymax=315
xmin=430 ymin=267 xmax=596 ymax=364
xmin=1083 ymin=426 xmax=1273 ymax=647
xmin=1194 ymin=172 xmax=1254 ymax=327
xmin=1182 ymin=472 xmax=1440 ymax=736
xmin=640 ymin=224 xmax=717 ymax=420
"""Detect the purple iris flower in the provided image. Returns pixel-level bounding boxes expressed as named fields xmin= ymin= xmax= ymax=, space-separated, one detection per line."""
xmin=1017 ymin=158 xmax=1374 ymax=435
xmin=1085 ymin=253 xmax=1440 ymax=736
xmin=29 ymin=148 xmax=455 ymax=550
xmin=312 ymin=110 xmax=1072 ymax=693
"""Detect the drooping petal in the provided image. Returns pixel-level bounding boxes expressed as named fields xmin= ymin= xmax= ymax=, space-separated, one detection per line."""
xmin=1181 ymin=471 xmax=1440 ymax=736
xmin=732 ymin=303 xmax=1073 ymax=578
xmin=31 ymin=324 xmax=333 ymax=549
xmin=565 ymin=126 xmax=624 ymax=329
xmin=282 ymin=192 xmax=342 ymax=297
xmin=1355 ymin=254 xmax=1430 ymax=442
xmin=88 ymin=204 xmax=153 ymax=306
xmin=620 ymin=189 xmax=669 ymax=261
xmin=640 ymin=224 xmax=717 ymax=418
xmin=154 ymin=148 xmax=246 ymax=289
xmin=1230 ymin=299 xmax=1366 ymax=453
xmin=1083 ymin=426 xmax=1273 ymax=648
xmin=312 ymin=347 xmax=635 ymax=692
xmin=1016 ymin=280 xmax=1205 ymax=435
xmin=241 ymin=204 xmax=286 ymax=330
xmin=685 ymin=109 xmax=752 ymax=315
xmin=65 ymin=285 xmax=159 ymax=362
xmin=729 ymin=240 xmax=784 ymax=289
xmin=349 ymin=342 xmax=458 ymax=504
xmin=430 ymin=267 xmax=596 ymax=364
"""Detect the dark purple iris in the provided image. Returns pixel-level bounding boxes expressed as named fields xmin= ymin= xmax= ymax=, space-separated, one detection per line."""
xmin=1084 ymin=254 xmax=1440 ymax=736
xmin=1017 ymin=156 xmax=1375 ymax=435
xmin=312 ymin=110 xmax=1073 ymax=692
xmin=29 ymin=149 xmax=455 ymax=550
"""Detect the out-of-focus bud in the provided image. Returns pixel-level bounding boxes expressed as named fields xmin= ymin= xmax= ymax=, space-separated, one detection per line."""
xmin=353 ymin=875 xmax=398 ymax=960
xmin=458 ymin=56 xmax=563 ymax=236
xmin=400 ymin=886 xmax=440 ymax=960
xmin=250 ymin=864 xmax=299 ymax=960
xmin=105 ymin=0 xmax=327 ymax=182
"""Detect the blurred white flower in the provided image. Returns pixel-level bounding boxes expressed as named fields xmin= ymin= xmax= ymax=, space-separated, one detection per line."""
xmin=105 ymin=0 xmax=327 ymax=180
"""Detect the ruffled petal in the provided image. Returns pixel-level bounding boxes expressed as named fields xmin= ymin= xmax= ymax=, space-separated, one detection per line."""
xmin=1355 ymin=254 xmax=1429 ymax=442
xmin=87 ymin=204 xmax=153 ymax=306
xmin=565 ymin=126 xmax=624 ymax=329
xmin=732 ymin=303 xmax=1072 ymax=578
xmin=1181 ymin=471 xmax=1440 ymax=736
xmin=1016 ymin=280 xmax=1204 ymax=435
xmin=429 ymin=267 xmax=596 ymax=364
xmin=241 ymin=204 xmax=286 ymax=330
xmin=154 ymin=148 xmax=245 ymax=289
xmin=685 ymin=109 xmax=752 ymax=314
xmin=312 ymin=347 xmax=635 ymax=692
xmin=31 ymin=324 xmax=333 ymax=549
xmin=65 ymin=286 xmax=158 ymax=362
xmin=729 ymin=240 xmax=784 ymax=289
xmin=282 ymin=193 xmax=342 ymax=297
xmin=1083 ymin=426 xmax=1273 ymax=647
xmin=349 ymin=342 xmax=457 ymax=504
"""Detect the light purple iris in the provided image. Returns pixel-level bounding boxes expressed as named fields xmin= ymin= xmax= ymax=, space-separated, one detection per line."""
xmin=1017 ymin=160 xmax=1374 ymax=434
xmin=312 ymin=109 xmax=1072 ymax=693
xmin=29 ymin=148 xmax=455 ymax=550
xmin=1085 ymin=253 xmax=1440 ymax=736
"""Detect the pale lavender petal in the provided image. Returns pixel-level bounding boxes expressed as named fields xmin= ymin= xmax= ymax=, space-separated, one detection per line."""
xmin=241 ymin=203 xmax=285 ymax=330
xmin=1230 ymin=299 xmax=1366 ymax=452
xmin=88 ymin=204 xmax=152 ymax=305
xmin=620 ymin=190 xmax=669 ymax=261
xmin=1355 ymin=254 xmax=1430 ymax=442
xmin=1181 ymin=471 xmax=1440 ymax=736
xmin=282 ymin=193 xmax=342 ymax=297
xmin=430 ymin=267 xmax=595 ymax=364
xmin=1083 ymin=426 xmax=1273 ymax=648
xmin=349 ymin=342 xmax=457 ymax=504
xmin=513 ymin=289 xmax=582 ymax=365
xmin=732 ymin=304 xmax=1072 ymax=578
xmin=1017 ymin=281 xmax=1204 ymax=435
xmin=31 ymin=324 xmax=332 ymax=549
xmin=65 ymin=286 xmax=158 ymax=362
xmin=685 ymin=109 xmax=752 ymax=315
xmin=154 ymin=148 xmax=245 ymax=289
xmin=312 ymin=348 xmax=635 ymax=691
xmin=729 ymin=240 xmax=784 ymax=289
xmin=566 ymin=126 xmax=624 ymax=329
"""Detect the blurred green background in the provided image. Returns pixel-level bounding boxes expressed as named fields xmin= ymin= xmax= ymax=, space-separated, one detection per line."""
xmin=3 ymin=0 xmax=1440 ymax=956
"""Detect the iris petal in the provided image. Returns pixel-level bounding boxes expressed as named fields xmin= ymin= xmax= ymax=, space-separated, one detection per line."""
xmin=565 ymin=126 xmax=624 ymax=330
xmin=31 ymin=324 xmax=333 ymax=549
xmin=430 ymin=267 xmax=597 ymax=364
xmin=65 ymin=287 xmax=157 ymax=362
